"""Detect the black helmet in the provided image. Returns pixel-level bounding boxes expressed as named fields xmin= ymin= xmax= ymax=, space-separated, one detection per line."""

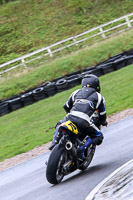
xmin=81 ymin=74 xmax=101 ymax=92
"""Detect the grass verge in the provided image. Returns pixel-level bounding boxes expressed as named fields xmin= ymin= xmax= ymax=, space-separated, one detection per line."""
xmin=0 ymin=28 xmax=133 ymax=99
xmin=1 ymin=0 xmax=133 ymax=64
xmin=0 ymin=64 xmax=133 ymax=162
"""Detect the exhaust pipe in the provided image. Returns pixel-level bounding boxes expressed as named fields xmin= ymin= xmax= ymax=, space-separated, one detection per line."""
xmin=65 ymin=141 xmax=72 ymax=150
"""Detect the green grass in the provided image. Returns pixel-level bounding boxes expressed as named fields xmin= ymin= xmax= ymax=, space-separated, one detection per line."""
xmin=0 ymin=28 xmax=133 ymax=100
xmin=0 ymin=0 xmax=133 ymax=162
xmin=0 ymin=65 xmax=133 ymax=162
xmin=0 ymin=0 xmax=133 ymax=64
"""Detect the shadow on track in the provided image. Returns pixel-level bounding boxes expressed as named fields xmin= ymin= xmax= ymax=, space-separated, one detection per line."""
xmin=50 ymin=161 xmax=112 ymax=187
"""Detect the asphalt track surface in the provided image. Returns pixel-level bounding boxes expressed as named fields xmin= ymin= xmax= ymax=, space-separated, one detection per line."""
xmin=0 ymin=116 xmax=133 ymax=200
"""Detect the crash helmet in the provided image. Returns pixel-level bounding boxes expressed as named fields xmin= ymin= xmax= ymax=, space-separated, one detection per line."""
xmin=81 ymin=74 xmax=101 ymax=92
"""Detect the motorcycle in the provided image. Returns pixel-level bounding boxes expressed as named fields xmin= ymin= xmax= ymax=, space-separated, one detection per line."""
xmin=46 ymin=120 xmax=96 ymax=184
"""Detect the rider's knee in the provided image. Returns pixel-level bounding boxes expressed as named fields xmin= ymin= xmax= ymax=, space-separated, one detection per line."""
xmin=92 ymin=134 xmax=104 ymax=145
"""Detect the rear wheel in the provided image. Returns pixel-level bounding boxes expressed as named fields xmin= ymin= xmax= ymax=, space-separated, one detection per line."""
xmin=79 ymin=145 xmax=96 ymax=170
xmin=46 ymin=144 xmax=66 ymax=184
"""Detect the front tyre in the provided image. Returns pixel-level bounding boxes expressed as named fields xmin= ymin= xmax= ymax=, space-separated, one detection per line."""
xmin=46 ymin=144 xmax=65 ymax=184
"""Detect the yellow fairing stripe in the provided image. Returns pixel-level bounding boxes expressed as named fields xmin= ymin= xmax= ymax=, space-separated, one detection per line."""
xmin=61 ymin=121 xmax=78 ymax=135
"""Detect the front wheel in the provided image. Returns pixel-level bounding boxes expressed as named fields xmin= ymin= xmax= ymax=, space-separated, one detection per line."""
xmin=46 ymin=144 xmax=66 ymax=184
xmin=79 ymin=145 xmax=96 ymax=170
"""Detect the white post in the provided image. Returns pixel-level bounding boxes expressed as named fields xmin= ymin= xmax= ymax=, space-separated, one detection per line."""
xmin=126 ymin=16 xmax=131 ymax=28
xmin=99 ymin=27 xmax=106 ymax=38
xmin=73 ymin=37 xmax=78 ymax=46
xmin=47 ymin=47 xmax=53 ymax=57
xmin=21 ymin=58 xmax=27 ymax=68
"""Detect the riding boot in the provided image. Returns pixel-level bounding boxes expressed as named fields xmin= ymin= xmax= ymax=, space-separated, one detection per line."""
xmin=77 ymin=136 xmax=93 ymax=160
xmin=48 ymin=120 xmax=64 ymax=150
xmin=49 ymin=129 xmax=62 ymax=150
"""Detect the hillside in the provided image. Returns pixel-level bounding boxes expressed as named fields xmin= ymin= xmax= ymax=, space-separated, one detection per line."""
xmin=0 ymin=28 xmax=133 ymax=100
xmin=0 ymin=0 xmax=133 ymax=64
xmin=0 ymin=0 xmax=133 ymax=162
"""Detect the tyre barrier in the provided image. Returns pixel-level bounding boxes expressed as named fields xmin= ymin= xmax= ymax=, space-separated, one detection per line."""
xmin=101 ymin=53 xmax=124 ymax=65
xmin=21 ymin=92 xmax=34 ymax=106
xmin=0 ymin=50 xmax=133 ymax=117
xmin=124 ymin=55 xmax=133 ymax=65
xmin=8 ymin=97 xmax=22 ymax=111
xmin=55 ymin=78 xmax=69 ymax=92
xmin=81 ymin=67 xmax=104 ymax=78
xmin=82 ymin=66 xmax=96 ymax=72
xmin=97 ymin=62 xmax=115 ymax=75
xmin=32 ymin=87 xmax=46 ymax=101
xmin=66 ymin=74 xmax=82 ymax=88
xmin=0 ymin=102 xmax=10 ymax=116
xmin=91 ymin=67 xmax=104 ymax=77
xmin=113 ymin=57 xmax=127 ymax=70
xmin=43 ymin=82 xmax=57 ymax=97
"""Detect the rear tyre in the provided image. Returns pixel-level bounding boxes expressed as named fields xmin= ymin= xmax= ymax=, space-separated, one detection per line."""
xmin=46 ymin=144 xmax=65 ymax=184
xmin=79 ymin=145 xmax=96 ymax=170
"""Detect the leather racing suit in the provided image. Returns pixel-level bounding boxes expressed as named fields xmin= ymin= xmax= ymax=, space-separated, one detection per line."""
xmin=50 ymin=86 xmax=107 ymax=150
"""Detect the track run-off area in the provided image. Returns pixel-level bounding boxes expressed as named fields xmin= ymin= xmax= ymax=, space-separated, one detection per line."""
xmin=0 ymin=116 xmax=133 ymax=200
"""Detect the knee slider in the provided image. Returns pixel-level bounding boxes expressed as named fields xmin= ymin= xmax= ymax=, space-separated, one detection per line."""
xmin=92 ymin=134 xmax=104 ymax=145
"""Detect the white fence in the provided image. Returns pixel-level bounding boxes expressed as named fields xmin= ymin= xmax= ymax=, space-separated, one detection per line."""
xmin=0 ymin=12 xmax=133 ymax=75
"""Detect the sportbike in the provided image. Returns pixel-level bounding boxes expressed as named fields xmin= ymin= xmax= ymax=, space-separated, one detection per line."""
xmin=46 ymin=120 xmax=97 ymax=184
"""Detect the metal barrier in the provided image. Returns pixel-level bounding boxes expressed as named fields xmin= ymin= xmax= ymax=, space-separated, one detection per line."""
xmin=0 ymin=12 xmax=133 ymax=75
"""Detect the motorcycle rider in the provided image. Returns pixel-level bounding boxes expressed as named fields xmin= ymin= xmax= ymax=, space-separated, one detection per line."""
xmin=49 ymin=74 xmax=107 ymax=159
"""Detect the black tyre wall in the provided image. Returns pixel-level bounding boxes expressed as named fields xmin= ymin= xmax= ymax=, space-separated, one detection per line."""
xmin=56 ymin=78 xmax=69 ymax=92
xmin=1 ymin=50 xmax=133 ymax=117
xmin=8 ymin=97 xmax=23 ymax=111
xmin=90 ymin=67 xmax=103 ymax=77
xmin=113 ymin=57 xmax=126 ymax=70
xmin=98 ymin=62 xmax=115 ymax=74
xmin=82 ymin=66 xmax=95 ymax=72
xmin=21 ymin=92 xmax=34 ymax=106
xmin=0 ymin=102 xmax=10 ymax=116
xmin=124 ymin=55 xmax=133 ymax=65
xmin=81 ymin=67 xmax=103 ymax=78
xmin=32 ymin=87 xmax=46 ymax=101
xmin=66 ymin=74 xmax=82 ymax=88
xmin=43 ymin=82 xmax=57 ymax=97
xmin=100 ymin=53 xmax=123 ymax=65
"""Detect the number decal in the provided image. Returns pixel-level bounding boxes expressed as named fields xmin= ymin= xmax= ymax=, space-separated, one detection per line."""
xmin=68 ymin=122 xmax=77 ymax=132
xmin=61 ymin=121 xmax=78 ymax=134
